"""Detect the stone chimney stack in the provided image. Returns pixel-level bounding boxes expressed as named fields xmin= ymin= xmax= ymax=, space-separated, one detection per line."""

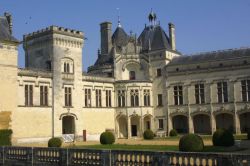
xmin=168 ymin=23 xmax=176 ymax=51
xmin=4 ymin=12 xmax=13 ymax=35
xmin=100 ymin=22 xmax=112 ymax=55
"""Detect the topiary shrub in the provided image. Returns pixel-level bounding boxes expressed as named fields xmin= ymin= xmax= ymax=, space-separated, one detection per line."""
xmin=0 ymin=129 xmax=12 ymax=146
xmin=143 ymin=130 xmax=154 ymax=140
xmin=169 ymin=129 xmax=178 ymax=137
xmin=100 ymin=131 xmax=115 ymax=145
xmin=48 ymin=137 xmax=62 ymax=147
xmin=212 ymin=129 xmax=234 ymax=147
xmin=179 ymin=134 xmax=204 ymax=152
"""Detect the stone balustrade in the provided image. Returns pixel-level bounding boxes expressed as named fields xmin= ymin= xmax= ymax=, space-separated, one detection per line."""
xmin=0 ymin=146 xmax=249 ymax=166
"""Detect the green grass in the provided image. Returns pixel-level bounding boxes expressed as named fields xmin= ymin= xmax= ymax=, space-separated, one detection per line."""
xmin=73 ymin=144 xmax=244 ymax=152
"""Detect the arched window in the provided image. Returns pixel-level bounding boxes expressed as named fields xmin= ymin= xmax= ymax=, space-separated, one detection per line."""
xmin=62 ymin=58 xmax=74 ymax=73
xmin=129 ymin=71 xmax=136 ymax=80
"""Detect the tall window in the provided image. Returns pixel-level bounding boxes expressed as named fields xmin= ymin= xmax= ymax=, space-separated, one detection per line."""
xmin=96 ymin=89 xmax=102 ymax=107
xmin=129 ymin=71 xmax=136 ymax=80
xmin=118 ymin=90 xmax=126 ymax=107
xmin=64 ymin=62 xmax=70 ymax=73
xmin=65 ymin=87 xmax=72 ymax=106
xmin=25 ymin=85 xmax=33 ymax=106
xmin=158 ymin=94 xmax=163 ymax=106
xmin=174 ymin=86 xmax=183 ymax=105
xmin=217 ymin=82 xmax=228 ymax=103
xmin=195 ymin=84 xmax=205 ymax=104
xmin=130 ymin=89 xmax=139 ymax=107
xmin=241 ymin=80 xmax=250 ymax=102
xmin=40 ymin=86 xmax=48 ymax=106
xmin=158 ymin=119 xmax=164 ymax=130
xmin=143 ymin=89 xmax=150 ymax=106
xmin=157 ymin=68 xmax=162 ymax=77
xmin=84 ymin=89 xmax=91 ymax=107
xmin=106 ymin=90 xmax=112 ymax=107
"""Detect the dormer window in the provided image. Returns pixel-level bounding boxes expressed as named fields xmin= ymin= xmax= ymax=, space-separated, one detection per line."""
xmin=129 ymin=71 xmax=136 ymax=80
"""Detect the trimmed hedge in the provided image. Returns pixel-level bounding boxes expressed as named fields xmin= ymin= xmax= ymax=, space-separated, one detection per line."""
xmin=179 ymin=134 xmax=204 ymax=152
xmin=0 ymin=129 xmax=12 ymax=146
xmin=48 ymin=137 xmax=62 ymax=147
xmin=169 ymin=129 xmax=178 ymax=137
xmin=212 ymin=129 xmax=234 ymax=147
xmin=143 ymin=130 xmax=154 ymax=140
xmin=100 ymin=131 xmax=115 ymax=145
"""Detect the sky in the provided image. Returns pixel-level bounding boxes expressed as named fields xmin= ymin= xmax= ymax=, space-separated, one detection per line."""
xmin=1 ymin=0 xmax=250 ymax=71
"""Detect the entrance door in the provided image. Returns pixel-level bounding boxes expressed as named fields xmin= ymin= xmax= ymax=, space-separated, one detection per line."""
xmin=131 ymin=125 xmax=137 ymax=136
xmin=62 ymin=116 xmax=75 ymax=134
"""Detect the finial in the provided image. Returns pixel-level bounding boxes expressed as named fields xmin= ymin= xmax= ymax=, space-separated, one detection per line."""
xmin=148 ymin=8 xmax=157 ymax=26
xmin=116 ymin=8 xmax=122 ymax=27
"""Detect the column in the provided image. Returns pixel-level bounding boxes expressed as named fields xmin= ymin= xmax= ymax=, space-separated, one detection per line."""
xmin=188 ymin=115 xmax=194 ymax=133
xmin=211 ymin=113 xmax=216 ymax=133
xmin=127 ymin=117 xmax=131 ymax=138
xmin=140 ymin=116 xmax=143 ymax=137
xmin=235 ymin=113 xmax=241 ymax=134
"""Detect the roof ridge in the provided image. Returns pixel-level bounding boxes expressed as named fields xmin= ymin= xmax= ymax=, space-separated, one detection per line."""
xmin=185 ymin=47 xmax=250 ymax=56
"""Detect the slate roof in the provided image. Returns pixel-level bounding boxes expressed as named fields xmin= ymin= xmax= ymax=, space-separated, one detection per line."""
xmin=168 ymin=47 xmax=250 ymax=66
xmin=0 ymin=16 xmax=18 ymax=43
xmin=112 ymin=27 xmax=129 ymax=47
xmin=94 ymin=54 xmax=113 ymax=66
xmin=138 ymin=25 xmax=171 ymax=51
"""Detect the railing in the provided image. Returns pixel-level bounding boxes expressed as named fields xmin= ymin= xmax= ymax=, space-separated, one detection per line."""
xmin=0 ymin=146 xmax=250 ymax=166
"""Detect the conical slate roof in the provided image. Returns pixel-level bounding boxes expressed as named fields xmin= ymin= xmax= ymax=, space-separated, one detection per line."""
xmin=138 ymin=25 xmax=171 ymax=51
xmin=0 ymin=16 xmax=18 ymax=42
xmin=112 ymin=27 xmax=129 ymax=47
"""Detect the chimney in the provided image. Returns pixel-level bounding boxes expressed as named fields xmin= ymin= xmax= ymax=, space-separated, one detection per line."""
xmin=168 ymin=23 xmax=176 ymax=51
xmin=100 ymin=22 xmax=112 ymax=55
xmin=4 ymin=12 xmax=13 ymax=35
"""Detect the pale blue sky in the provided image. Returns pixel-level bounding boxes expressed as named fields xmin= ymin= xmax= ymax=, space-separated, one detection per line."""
xmin=1 ymin=0 xmax=250 ymax=71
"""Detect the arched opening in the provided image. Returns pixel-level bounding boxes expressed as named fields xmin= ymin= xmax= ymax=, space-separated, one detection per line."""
xmin=62 ymin=116 xmax=75 ymax=134
xmin=117 ymin=116 xmax=128 ymax=138
xmin=193 ymin=114 xmax=211 ymax=134
xmin=143 ymin=115 xmax=152 ymax=131
xmin=240 ymin=112 xmax=250 ymax=133
xmin=129 ymin=71 xmax=136 ymax=80
xmin=172 ymin=115 xmax=188 ymax=133
xmin=130 ymin=116 xmax=140 ymax=137
xmin=216 ymin=113 xmax=234 ymax=132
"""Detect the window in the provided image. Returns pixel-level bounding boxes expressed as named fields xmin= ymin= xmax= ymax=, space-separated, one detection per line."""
xmin=40 ymin=86 xmax=48 ymax=106
xmin=157 ymin=68 xmax=162 ymax=77
xmin=158 ymin=119 xmax=164 ymax=130
xmin=217 ymin=82 xmax=228 ymax=103
xmin=241 ymin=80 xmax=250 ymax=102
xmin=130 ymin=89 xmax=139 ymax=107
xmin=65 ymin=87 xmax=72 ymax=106
xmin=96 ymin=89 xmax=102 ymax=107
xmin=195 ymin=84 xmax=205 ymax=104
xmin=157 ymin=94 xmax=163 ymax=106
xmin=106 ymin=90 xmax=112 ymax=107
xmin=143 ymin=89 xmax=150 ymax=106
xmin=129 ymin=71 xmax=136 ymax=80
xmin=84 ymin=89 xmax=91 ymax=107
xmin=64 ymin=62 xmax=70 ymax=73
xmin=118 ymin=90 xmax=126 ymax=107
xmin=174 ymin=86 xmax=183 ymax=105
xmin=25 ymin=85 xmax=33 ymax=106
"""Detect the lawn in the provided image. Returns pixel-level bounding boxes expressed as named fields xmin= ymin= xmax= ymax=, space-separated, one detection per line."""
xmin=73 ymin=144 xmax=244 ymax=152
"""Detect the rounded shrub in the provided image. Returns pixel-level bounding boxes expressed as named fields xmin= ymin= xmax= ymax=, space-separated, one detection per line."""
xmin=169 ymin=129 xmax=178 ymax=137
xmin=179 ymin=134 xmax=204 ymax=152
xmin=48 ymin=137 xmax=62 ymax=147
xmin=0 ymin=129 xmax=13 ymax=146
xmin=143 ymin=130 xmax=154 ymax=140
xmin=212 ymin=129 xmax=234 ymax=147
xmin=100 ymin=131 xmax=115 ymax=145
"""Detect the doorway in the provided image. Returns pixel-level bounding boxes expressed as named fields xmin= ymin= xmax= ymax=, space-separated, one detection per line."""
xmin=131 ymin=125 xmax=137 ymax=136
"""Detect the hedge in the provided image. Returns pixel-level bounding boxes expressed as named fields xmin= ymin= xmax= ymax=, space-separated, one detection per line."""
xmin=0 ymin=129 xmax=12 ymax=146
xmin=179 ymin=134 xmax=204 ymax=152
xmin=100 ymin=131 xmax=115 ymax=145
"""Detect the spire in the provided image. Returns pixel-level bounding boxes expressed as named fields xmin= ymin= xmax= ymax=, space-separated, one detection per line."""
xmin=148 ymin=8 xmax=157 ymax=26
xmin=117 ymin=8 xmax=122 ymax=27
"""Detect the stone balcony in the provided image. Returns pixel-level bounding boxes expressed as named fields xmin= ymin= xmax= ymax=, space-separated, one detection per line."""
xmin=62 ymin=73 xmax=74 ymax=80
